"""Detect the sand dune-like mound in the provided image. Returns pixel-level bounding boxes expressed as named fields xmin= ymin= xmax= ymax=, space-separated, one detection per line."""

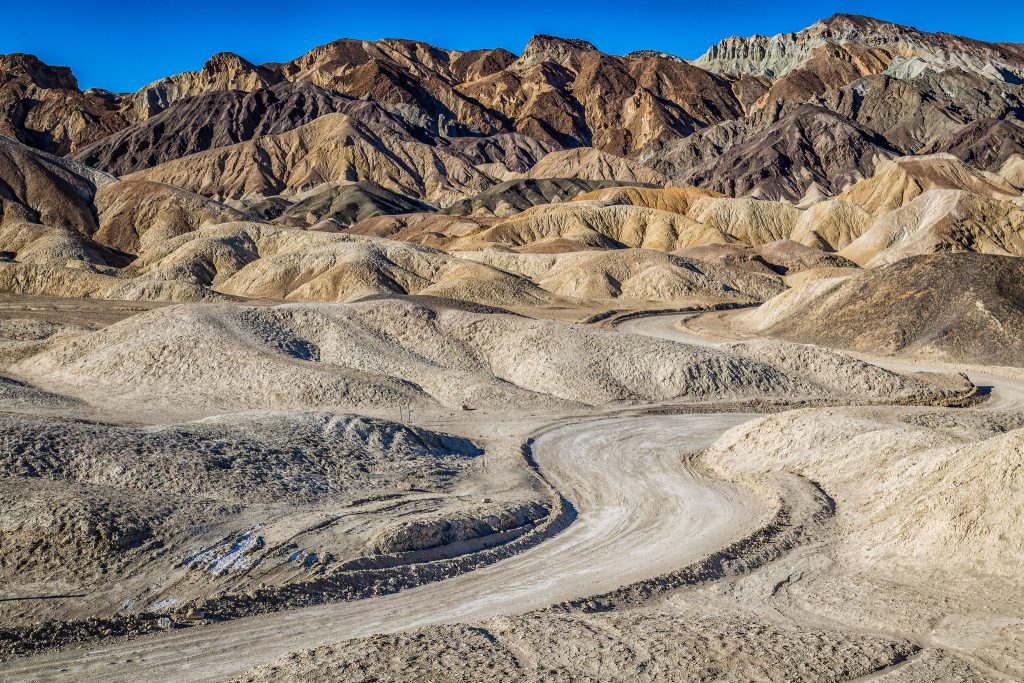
xmin=458 ymin=248 xmax=785 ymax=303
xmin=128 ymin=223 xmax=550 ymax=307
xmin=0 ymin=409 xmax=500 ymax=628
xmin=344 ymin=213 xmax=497 ymax=246
xmin=246 ymin=181 xmax=432 ymax=228
xmin=442 ymin=178 xmax=640 ymax=217
xmin=570 ymin=186 xmax=726 ymax=214
xmin=705 ymin=406 xmax=1024 ymax=581
xmin=837 ymin=153 xmax=1021 ymax=215
xmin=750 ymin=240 xmax=857 ymax=274
xmin=93 ymin=179 xmax=254 ymax=253
xmin=14 ymin=300 xmax=958 ymax=418
xmin=741 ymin=252 xmax=1024 ymax=365
xmin=8 ymin=300 xmax=797 ymax=416
xmin=998 ymin=154 xmax=1024 ymax=190
xmin=237 ymin=612 xmax=916 ymax=683
xmin=130 ymin=113 xmax=494 ymax=205
xmin=452 ymin=202 xmax=729 ymax=252
xmin=0 ymin=221 xmax=121 ymax=268
xmin=684 ymin=197 xmax=802 ymax=245
xmin=673 ymin=243 xmax=780 ymax=277
xmin=788 ymin=199 xmax=872 ymax=250
xmin=840 ymin=189 xmax=1024 ymax=266
xmin=526 ymin=148 xmax=666 ymax=184
xmin=0 ymin=262 xmax=225 ymax=302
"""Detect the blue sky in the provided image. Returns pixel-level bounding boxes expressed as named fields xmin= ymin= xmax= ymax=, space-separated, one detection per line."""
xmin=4 ymin=0 xmax=1023 ymax=92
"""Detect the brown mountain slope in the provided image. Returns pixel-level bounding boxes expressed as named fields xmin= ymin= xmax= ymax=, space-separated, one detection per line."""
xmin=129 ymin=113 xmax=493 ymax=205
xmin=72 ymin=83 xmax=362 ymax=176
xmin=919 ymin=118 xmax=1024 ymax=171
xmin=823 ymin=71 xmax=1024 ymax=153
xmin=0 ymin=135 xmax=113 ymax=237
xmin=676 ymin=105 xmax=897 ymax=200
xmin=461 ymin=36 xmax=743 ymax=156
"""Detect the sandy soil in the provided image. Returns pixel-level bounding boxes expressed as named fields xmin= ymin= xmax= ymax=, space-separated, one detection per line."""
xmin=1 ymin=303 xmax=1019 ymax=682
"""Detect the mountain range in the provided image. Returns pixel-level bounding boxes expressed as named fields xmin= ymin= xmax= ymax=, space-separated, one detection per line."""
xmin=1 ymin=13 xmax=1023 ymax=309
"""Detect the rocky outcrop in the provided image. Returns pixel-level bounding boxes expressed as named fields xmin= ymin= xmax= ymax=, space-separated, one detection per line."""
xmin=124 ymin=52 xmax=281 ymax=121
xmin=72 ymin=83 xmax=360 ymax=176
xmin=696 ymin=13 xmax=1024 ymax=83
xmin=0 ymin=54 xmax=127 ymax=154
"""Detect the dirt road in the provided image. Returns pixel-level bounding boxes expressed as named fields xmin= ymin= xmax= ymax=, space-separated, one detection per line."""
xmin=1 ymin=413 xmax=761 ymax=683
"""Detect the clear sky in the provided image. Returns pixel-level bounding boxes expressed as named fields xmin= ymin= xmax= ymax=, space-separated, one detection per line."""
xmin=4 ymin=0 xmax=1024 ymax=92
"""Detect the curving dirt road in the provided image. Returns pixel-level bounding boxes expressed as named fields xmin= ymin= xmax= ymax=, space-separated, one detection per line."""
xmin=1 ymin=413 xmax=762 ymax=683
xmin=13 ymin=309 xmax=1017 ymax=683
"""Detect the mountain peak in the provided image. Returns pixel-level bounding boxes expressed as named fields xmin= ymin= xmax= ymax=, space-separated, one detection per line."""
xmin=202 ymin=52 xmax=260 ymax=75
xmin=515 ymin=35 xmax=598 ymax=70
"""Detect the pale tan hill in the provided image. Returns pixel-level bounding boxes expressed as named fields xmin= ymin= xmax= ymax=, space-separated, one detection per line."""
xmin=126 ymin=223 xmax=551 ymax=308
xmin=751 ymin=240 xmax=857 ymax=274
xmin=837 ymin=153 xmax=1021 ymax=215
xmin=705 ymin=406 xmax=1024 ymax=582
xmin=788 ymin=199 xmax=872 ymax=250
xmin=526 ymin=148 xmax=666 ymax=184
xmin=439 ymin=191 xmax=844 ymax=255
xmin=450 ymin=202 xmax=731 ymax=252
xmin=840 ymin=189 xmax=1024 ymax=266
xmin=0 ymin=262 xmax=225 ymax=302
xmin=1000 ymin=154 xmax=1024 ymax=189
xmin=672 ymin=243 xmax=780 ymax=276
xmin=130 ymin=113 xmax=494 ymax=205
xmin=456 ymin=248 xmax=785 ymax=303
xmin=11 ymin=299 xmax=953 ymax=419
xmin=93 ymin=179 xmax=254 ymax=253
xmin=570 ymin=186 xmax=725 ymax=213
xmin=684 ymin=196 xmax=802 ymax=245
xmin=740 ymin=252 xmax=1024 ymax=365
